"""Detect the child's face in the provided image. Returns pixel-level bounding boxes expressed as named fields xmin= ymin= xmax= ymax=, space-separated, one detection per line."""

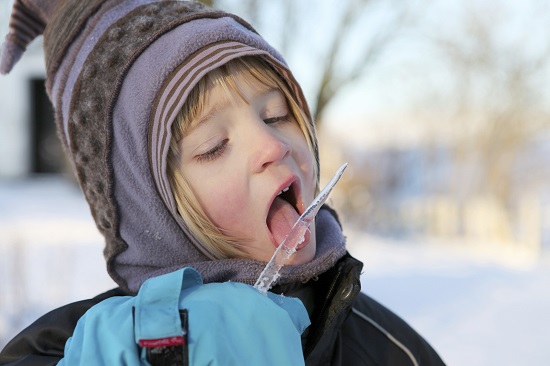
xmin=177 ymin=73 xmax=317 ymax=264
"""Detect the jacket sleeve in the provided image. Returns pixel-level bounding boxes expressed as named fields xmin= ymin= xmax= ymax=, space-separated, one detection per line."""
xmin=342 ymin=292 xmax=446 ymax=366
xmin=0 ymin=288 xmax=126 ymax=366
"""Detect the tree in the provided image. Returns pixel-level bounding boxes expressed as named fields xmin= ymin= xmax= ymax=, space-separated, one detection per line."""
xmin=203 ymin=0 xmax=412 ymax=125
xmin=429 ymin=1 xmax=550 ymax=206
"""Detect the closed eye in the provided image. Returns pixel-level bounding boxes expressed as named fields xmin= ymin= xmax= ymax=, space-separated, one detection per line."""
xmin=196 ymin=139 xmax=228 ymax=163
xmin=264 ymin=114 xmax=291 ymax=125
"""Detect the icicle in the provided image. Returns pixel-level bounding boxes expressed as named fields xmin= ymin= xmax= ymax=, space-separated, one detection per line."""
xmin=254 ymin=163 xmax=348 ymax=294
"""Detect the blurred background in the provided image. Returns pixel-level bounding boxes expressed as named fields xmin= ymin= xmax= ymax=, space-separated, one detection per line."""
xmin=1 ymin=0 xmax=550 ymax=364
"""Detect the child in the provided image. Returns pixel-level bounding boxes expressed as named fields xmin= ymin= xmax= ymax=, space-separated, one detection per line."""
xmin=0 ymin=0 xmax=445 ymax=365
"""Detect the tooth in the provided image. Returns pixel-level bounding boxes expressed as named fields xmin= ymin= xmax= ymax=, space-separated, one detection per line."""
xmin=277 ymin=186 xmax=290 ymax=196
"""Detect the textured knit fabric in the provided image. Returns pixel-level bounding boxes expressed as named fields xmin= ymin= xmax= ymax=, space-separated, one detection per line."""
xmin=0 ymin=0 xmax=46 ymax=74
xmin=0 ymin=0 xmax=346 ymax=293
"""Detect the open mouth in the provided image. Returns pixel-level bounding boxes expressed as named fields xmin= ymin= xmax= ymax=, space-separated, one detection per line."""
xmin=266 ymin=180 xmax=309 ymax=249
xmin=277 ymin=183 xmax=299 ymax=213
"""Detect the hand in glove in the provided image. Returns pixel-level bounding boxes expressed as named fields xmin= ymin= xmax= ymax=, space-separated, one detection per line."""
xmin=59 ymin=267 xmax=310 ymax=365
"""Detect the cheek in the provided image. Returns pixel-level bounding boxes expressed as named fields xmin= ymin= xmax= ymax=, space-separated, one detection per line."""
xmin=189 ymin=170 xmax=249 ymax=230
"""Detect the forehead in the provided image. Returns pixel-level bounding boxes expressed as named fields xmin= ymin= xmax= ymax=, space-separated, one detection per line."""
xmin=186 ymin=69 xmax=284 ymax=132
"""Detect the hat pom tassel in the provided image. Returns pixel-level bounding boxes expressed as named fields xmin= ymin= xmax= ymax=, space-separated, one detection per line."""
xmin=0 ymin=0 xmax=48 ymax=75
xmin=0 ymin=38 xmax=25 ymax=75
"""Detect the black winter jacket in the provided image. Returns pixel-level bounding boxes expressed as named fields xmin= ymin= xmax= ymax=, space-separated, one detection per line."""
xmin=0 ymin=254 xmax=445 ymax=365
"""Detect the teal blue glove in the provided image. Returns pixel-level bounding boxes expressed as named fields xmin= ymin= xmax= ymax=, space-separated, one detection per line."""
xmin=59 ymin=267 xmax=310 ymax=365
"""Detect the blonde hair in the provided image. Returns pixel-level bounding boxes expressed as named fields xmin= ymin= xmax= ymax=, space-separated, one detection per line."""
xmin=167 ymin=56 xmax=318 ymax=259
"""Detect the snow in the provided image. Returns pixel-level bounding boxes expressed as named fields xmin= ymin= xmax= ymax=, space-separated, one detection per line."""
xmin=346 ymin=232 xmax=550 ymax=366
xmin=1 ymin=176 xmax=550 ymax=365
xmin=0 ymin=176 xmax=116 ymax=350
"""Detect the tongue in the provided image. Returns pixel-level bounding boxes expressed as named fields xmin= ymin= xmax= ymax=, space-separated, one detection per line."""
xmin=267 ymin=197 xmax=300 ymax=246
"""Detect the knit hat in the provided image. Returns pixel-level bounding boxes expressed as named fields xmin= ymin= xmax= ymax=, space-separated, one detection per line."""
xmin=1 ymin=0 xmax=346 ymax=293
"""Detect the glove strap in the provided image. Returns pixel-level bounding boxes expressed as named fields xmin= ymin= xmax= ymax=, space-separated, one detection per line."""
xmin=133 ymin=268 xmax=203 ymax=366
xmin=141 ymin=309 xmax=188 ymax=366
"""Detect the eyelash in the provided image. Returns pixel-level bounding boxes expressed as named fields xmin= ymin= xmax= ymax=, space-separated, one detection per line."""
xmin=196 ymin=139 xmax=228 ymax=163
xmin=264 ymin=114 xmax=291 ymax=125
xmin=195 ymin=114 xmax=291 ymax=163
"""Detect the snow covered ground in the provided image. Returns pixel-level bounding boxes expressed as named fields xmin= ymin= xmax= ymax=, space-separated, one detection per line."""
xmin=1 ymin=176 xmax=549 ymax=365
xmin=346 ymin=233 xmax=550 ymax=366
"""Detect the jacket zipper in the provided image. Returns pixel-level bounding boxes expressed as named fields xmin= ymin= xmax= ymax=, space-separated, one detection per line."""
xmin=316 ymin=264 xmax=344 ymax=325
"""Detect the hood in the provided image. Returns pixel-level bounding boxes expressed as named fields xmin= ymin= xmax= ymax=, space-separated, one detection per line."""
xmin=1 ymin=0 xmax=347 ymax=293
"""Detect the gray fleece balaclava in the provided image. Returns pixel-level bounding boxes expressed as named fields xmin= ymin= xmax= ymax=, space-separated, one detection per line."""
xmin=1 ymin=0 xmax=347 ymax=293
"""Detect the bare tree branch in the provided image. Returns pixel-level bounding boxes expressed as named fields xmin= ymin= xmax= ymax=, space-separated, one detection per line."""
xmin=431 ymin=3 xmax=550 ymax=205
xmin=206 ymin=0 xmax=414 ymax=127
xmin=313 ymin=0 xmax=410 ymax=122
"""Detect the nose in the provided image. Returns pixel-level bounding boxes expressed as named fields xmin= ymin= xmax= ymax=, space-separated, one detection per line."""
xmin=250 ymin=121 xmax=291 ymax=173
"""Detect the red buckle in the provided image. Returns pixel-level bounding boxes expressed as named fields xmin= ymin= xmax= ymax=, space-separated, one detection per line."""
xmin=139 ymin=336 xmax=186 ymax=348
